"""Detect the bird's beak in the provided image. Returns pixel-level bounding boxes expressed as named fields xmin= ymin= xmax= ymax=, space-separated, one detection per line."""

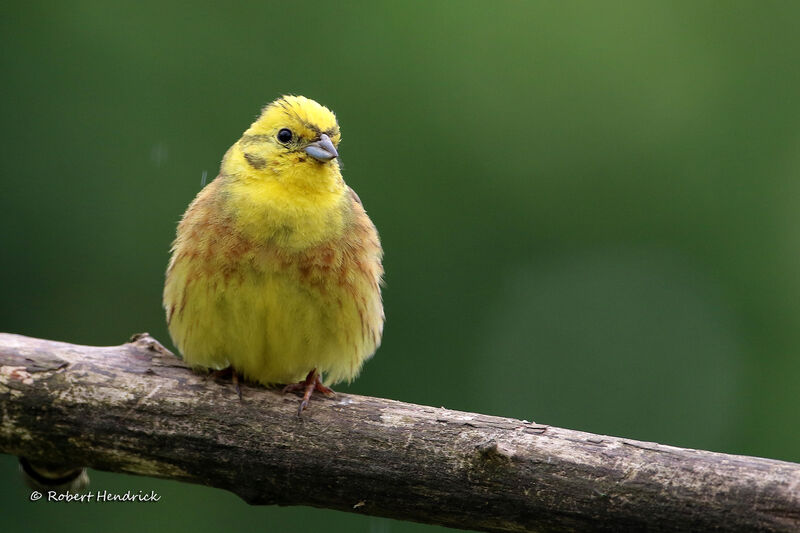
xmin=304 ymin=133 xmax=338 ymax=162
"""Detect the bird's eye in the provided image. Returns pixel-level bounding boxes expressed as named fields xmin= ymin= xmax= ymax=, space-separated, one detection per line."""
xmin=277 ymin=128 xmax=293 ymax=144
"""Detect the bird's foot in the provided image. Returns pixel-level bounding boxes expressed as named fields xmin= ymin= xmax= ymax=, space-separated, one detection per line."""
xmin=208 ymin=366 xmax=243 ymax=401
xmin=282 ymin=368 xmax=335 ymax=414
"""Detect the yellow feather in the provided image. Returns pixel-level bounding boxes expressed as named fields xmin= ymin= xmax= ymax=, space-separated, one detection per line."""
xmin=163 ymin=96 xmax=383 ymax=388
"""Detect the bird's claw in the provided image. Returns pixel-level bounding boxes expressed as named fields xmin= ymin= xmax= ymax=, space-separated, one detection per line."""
xmin=283 ymin=368 xmax=335 ymax=415
xmin=209 ymin=366 xmax=243 ymax=401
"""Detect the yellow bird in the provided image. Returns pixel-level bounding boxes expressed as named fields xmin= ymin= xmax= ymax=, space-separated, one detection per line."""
xmin=163 ymin=95 xmax=384 ymax=412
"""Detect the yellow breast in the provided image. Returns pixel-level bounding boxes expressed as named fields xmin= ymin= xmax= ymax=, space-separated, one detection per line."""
xmin=163 ymin=175 xmax=383 ymax=386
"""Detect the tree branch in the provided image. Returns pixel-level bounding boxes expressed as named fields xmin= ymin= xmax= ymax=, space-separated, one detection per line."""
xmin=0 ymin=333 xmax=798 ymax=532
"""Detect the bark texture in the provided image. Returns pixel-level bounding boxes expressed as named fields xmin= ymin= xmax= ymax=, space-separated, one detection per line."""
xmin=0 ymin=332 xmax=798 ymax=532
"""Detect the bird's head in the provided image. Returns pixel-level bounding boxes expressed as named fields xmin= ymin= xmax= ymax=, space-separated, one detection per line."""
xmin=224 ymin=95 xmax=343 ymax=192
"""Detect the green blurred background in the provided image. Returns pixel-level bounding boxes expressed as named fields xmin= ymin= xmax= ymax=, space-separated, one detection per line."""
xmin=2 ymin=1 xmax=799 ymax=531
